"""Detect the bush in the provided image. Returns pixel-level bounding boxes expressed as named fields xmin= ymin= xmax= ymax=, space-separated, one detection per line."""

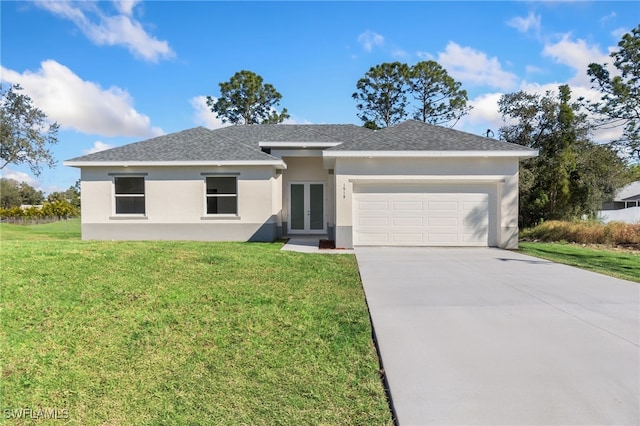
xmin=0 ymin=200 xmax=80 ymax=220
xmin=0 ymin=206 xmax=24 ymax=218
xmin=521 ymin=220 xmax=640 ymax=245
xmin=41 ymin=199 xmax=80 ymax=218
xmin=604 ymin=221 xmax=640 ymax=244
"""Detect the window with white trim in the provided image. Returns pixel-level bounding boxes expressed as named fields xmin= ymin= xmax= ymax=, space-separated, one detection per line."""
xmin=206 ymin=176 xmax=237 ymax=214
xmin=114 ymin=176 xmax=145 ymax=214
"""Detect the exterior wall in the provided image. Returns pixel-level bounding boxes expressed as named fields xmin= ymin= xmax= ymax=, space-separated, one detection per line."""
xmin=333 ymin=157 xmax=521 ymax=249
xmin=598 ymin=207 xmax=640 ymax=224
xmin=279 ymin=156 xmax=333 ymax=235
xmin=80 ymin=165 xmax=279 ymax=241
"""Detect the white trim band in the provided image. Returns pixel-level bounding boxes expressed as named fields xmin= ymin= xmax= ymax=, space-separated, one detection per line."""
xmin=64 ymin=160 xmax=287 ymax=168
xmin=323 ymin=150 xmax=538 ymax=158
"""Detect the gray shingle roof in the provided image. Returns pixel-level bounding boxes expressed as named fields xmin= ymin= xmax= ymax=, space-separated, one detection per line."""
xmin=614 ymin=181 xmax=640 ymax=201
xmin=327 ymin=120 xmax=534 ymax=152
xmin=66 ymin=121 xmax=534 ymax=164
xmin=66 ymin=127 xmax=281 ymax=162
xmin=211 ymin=124 xmax=371 ymax=144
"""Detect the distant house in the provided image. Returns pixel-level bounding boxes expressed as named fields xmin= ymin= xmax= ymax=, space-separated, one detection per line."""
xmin=600 ymin=181 xmax=640 ymax=224
xmin=64 ymin=120 xmax=537 ymax=248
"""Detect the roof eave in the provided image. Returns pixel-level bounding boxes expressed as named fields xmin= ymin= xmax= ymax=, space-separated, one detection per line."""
xmin=258 ymin=141 xmax=342 ymax=148
xmin=322 ymin=150 xmax=538 ymax=159
xmin=63 ymin=160 xmax=287 ymax=169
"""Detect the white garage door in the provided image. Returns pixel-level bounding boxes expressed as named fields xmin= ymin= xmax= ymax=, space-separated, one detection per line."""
xmin=353 ymin=185 xmax=489 ymax=246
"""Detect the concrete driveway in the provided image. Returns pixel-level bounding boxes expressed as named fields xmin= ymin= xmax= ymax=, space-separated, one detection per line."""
xmin=355 ymin=247 xmax=640 ymax=426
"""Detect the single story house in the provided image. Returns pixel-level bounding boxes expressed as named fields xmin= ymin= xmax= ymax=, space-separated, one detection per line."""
xmin=64 ymin=120 xmax=537 ymax=248
xmin=599 ymin=181 xmax=640 ymax=224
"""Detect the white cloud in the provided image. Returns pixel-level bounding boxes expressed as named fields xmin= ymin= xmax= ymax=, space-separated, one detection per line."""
xmin=416 ymin=51 xmax=434 ymax=60
xmin=525 ymin=65 xmax=545 ymax=75
xmin=599 ymin=11 xmax=616 ymax=25
xmin=283 ymin=116 xmax=312 ymax=125
xmin=190 ymin=96 xmax=230 ymax=130
xmin=83 ymin=141 xmax=114 ymax=155
xmin=507 ymin=11 xmax=541 ymax=34
xmin=437 ymin=42 xmax=518 ymax=90
xmin=36 ymin=0 xmax=174 ymax=62
xmin=542 ymin=33 xmax=610 ymax=86
xmin=114 ymin=0 xmax=141 ymax=16
xmin=611 ymin=27 xmax=629 ymax=39
xmin=391 ymin=49 xmax=409 ymax=60
xmin=357 ymin=30 xmax=384 ymax=52
xmin=0 ymin=168 xmax=41 ymax=188
xmin=464 ymin=92 xmax=506 ymax=129
xmin=1 ymin=60 xmax=163 ymax=138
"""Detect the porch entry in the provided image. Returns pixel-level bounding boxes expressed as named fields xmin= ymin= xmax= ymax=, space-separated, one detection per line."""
xmin=289 ymin=183 xmax=325 ymax=233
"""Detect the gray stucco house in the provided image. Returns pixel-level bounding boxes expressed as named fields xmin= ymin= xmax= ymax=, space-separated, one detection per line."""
xmin=64 ymin=120 xmax=537 ymax=248
xmin=599 ymin=181 xmax=640 ymax=224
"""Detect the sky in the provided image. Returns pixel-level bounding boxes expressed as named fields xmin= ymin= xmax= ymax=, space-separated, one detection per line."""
xmin=1 ymin=1 xmax=638 ymax=194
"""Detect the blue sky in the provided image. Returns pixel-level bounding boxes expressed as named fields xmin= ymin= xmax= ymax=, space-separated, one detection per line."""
xmin=1 ymin=1 xmax=638 ymax=193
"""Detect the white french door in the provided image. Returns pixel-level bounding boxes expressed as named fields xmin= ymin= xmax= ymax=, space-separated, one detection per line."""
xmin=289 ymin=183 xmax=325 ymax=234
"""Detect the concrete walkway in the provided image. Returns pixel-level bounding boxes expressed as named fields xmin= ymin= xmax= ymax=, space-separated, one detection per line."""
xmin=355 ymin=247 xmax=640 ymax=426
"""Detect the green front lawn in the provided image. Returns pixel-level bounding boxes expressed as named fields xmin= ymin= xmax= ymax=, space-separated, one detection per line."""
xmin=0 ymin=218 xmax=81 ymax=240
xmin=519 ymin=242 xmax=640 ymax=283
xmin=1 ymin=228 xmax=392 ymax=424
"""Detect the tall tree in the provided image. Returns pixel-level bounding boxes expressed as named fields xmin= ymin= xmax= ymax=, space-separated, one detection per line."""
xmin=499 ymin=85 xmax=629 ymax=226
xmin=0 ymin=178 xmax=21 ymax=209
xmin=586 ymin=25 xmax=640 ymax=160
xmin=19 ymin=181 xmax=45 ymax=205
xmin=352 ymin=62 xmax=410 ymax=128
xmin=408 ymin=61 xmax=470 ymax=126
xmin=47 ymin=180 xmax=80 ymax=208
xmin=206 ymin=70 xmax=289 ymax=125
xmin=0 ymin=178 xmax=44 ymax=208
xmin=1 ymin=84 xmax=59 ymax=176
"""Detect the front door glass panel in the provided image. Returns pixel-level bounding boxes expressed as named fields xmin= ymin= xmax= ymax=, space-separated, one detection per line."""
xmin=291 ymin=184 xmax=305 ymax=230
xmin=309 ymin=184 xmax=324 ymax=230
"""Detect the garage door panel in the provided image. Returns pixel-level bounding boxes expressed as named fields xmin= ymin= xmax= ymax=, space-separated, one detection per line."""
xmin=427 ymin=232 xmax=459 ymax=243
xmin=358 ymin=217 xmax=389 ymax=227
xmin=392 ymin=233 xmax=424 ymax=243
xmin=428 ymin=217 xmax=458 ymax=227
xmin=353 ymin=187 xmax=490 ymax=247
xmin=463 ymin=212 xmax=488 ymax=223
xmin=392 ymin=201 xmax=423 ymax=211
xmin=359 ymin=200 xmax=389 ymax=211
xmin=357 ymin=232 xmax=390 ymax=243
xmin=462 ymin=200 xmax=485 ymax=212
xmin=392 ymin=217 xmax=423 ymax=227
xmin=428 ymin=201 xmax=459 ymax=211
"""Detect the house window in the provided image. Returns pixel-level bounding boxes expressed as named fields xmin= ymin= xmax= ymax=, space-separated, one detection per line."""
xmin=206 ymin=176 xmax=237 ymax=214
xmin=114 ymin=176 xmax=145 ymax=214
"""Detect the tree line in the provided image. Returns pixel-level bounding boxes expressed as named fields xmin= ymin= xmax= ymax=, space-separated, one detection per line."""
xmin=0 ymin=178 xmax=80 ymax=218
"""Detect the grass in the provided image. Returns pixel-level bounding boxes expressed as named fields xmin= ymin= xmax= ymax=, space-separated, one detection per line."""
xmin=519 ymin=242 xmax=640 ymax=283
xmin=0 ymin=218 xmax=81 ymax=240
xmin=0 ymin=224 xmax=392 ymax=424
